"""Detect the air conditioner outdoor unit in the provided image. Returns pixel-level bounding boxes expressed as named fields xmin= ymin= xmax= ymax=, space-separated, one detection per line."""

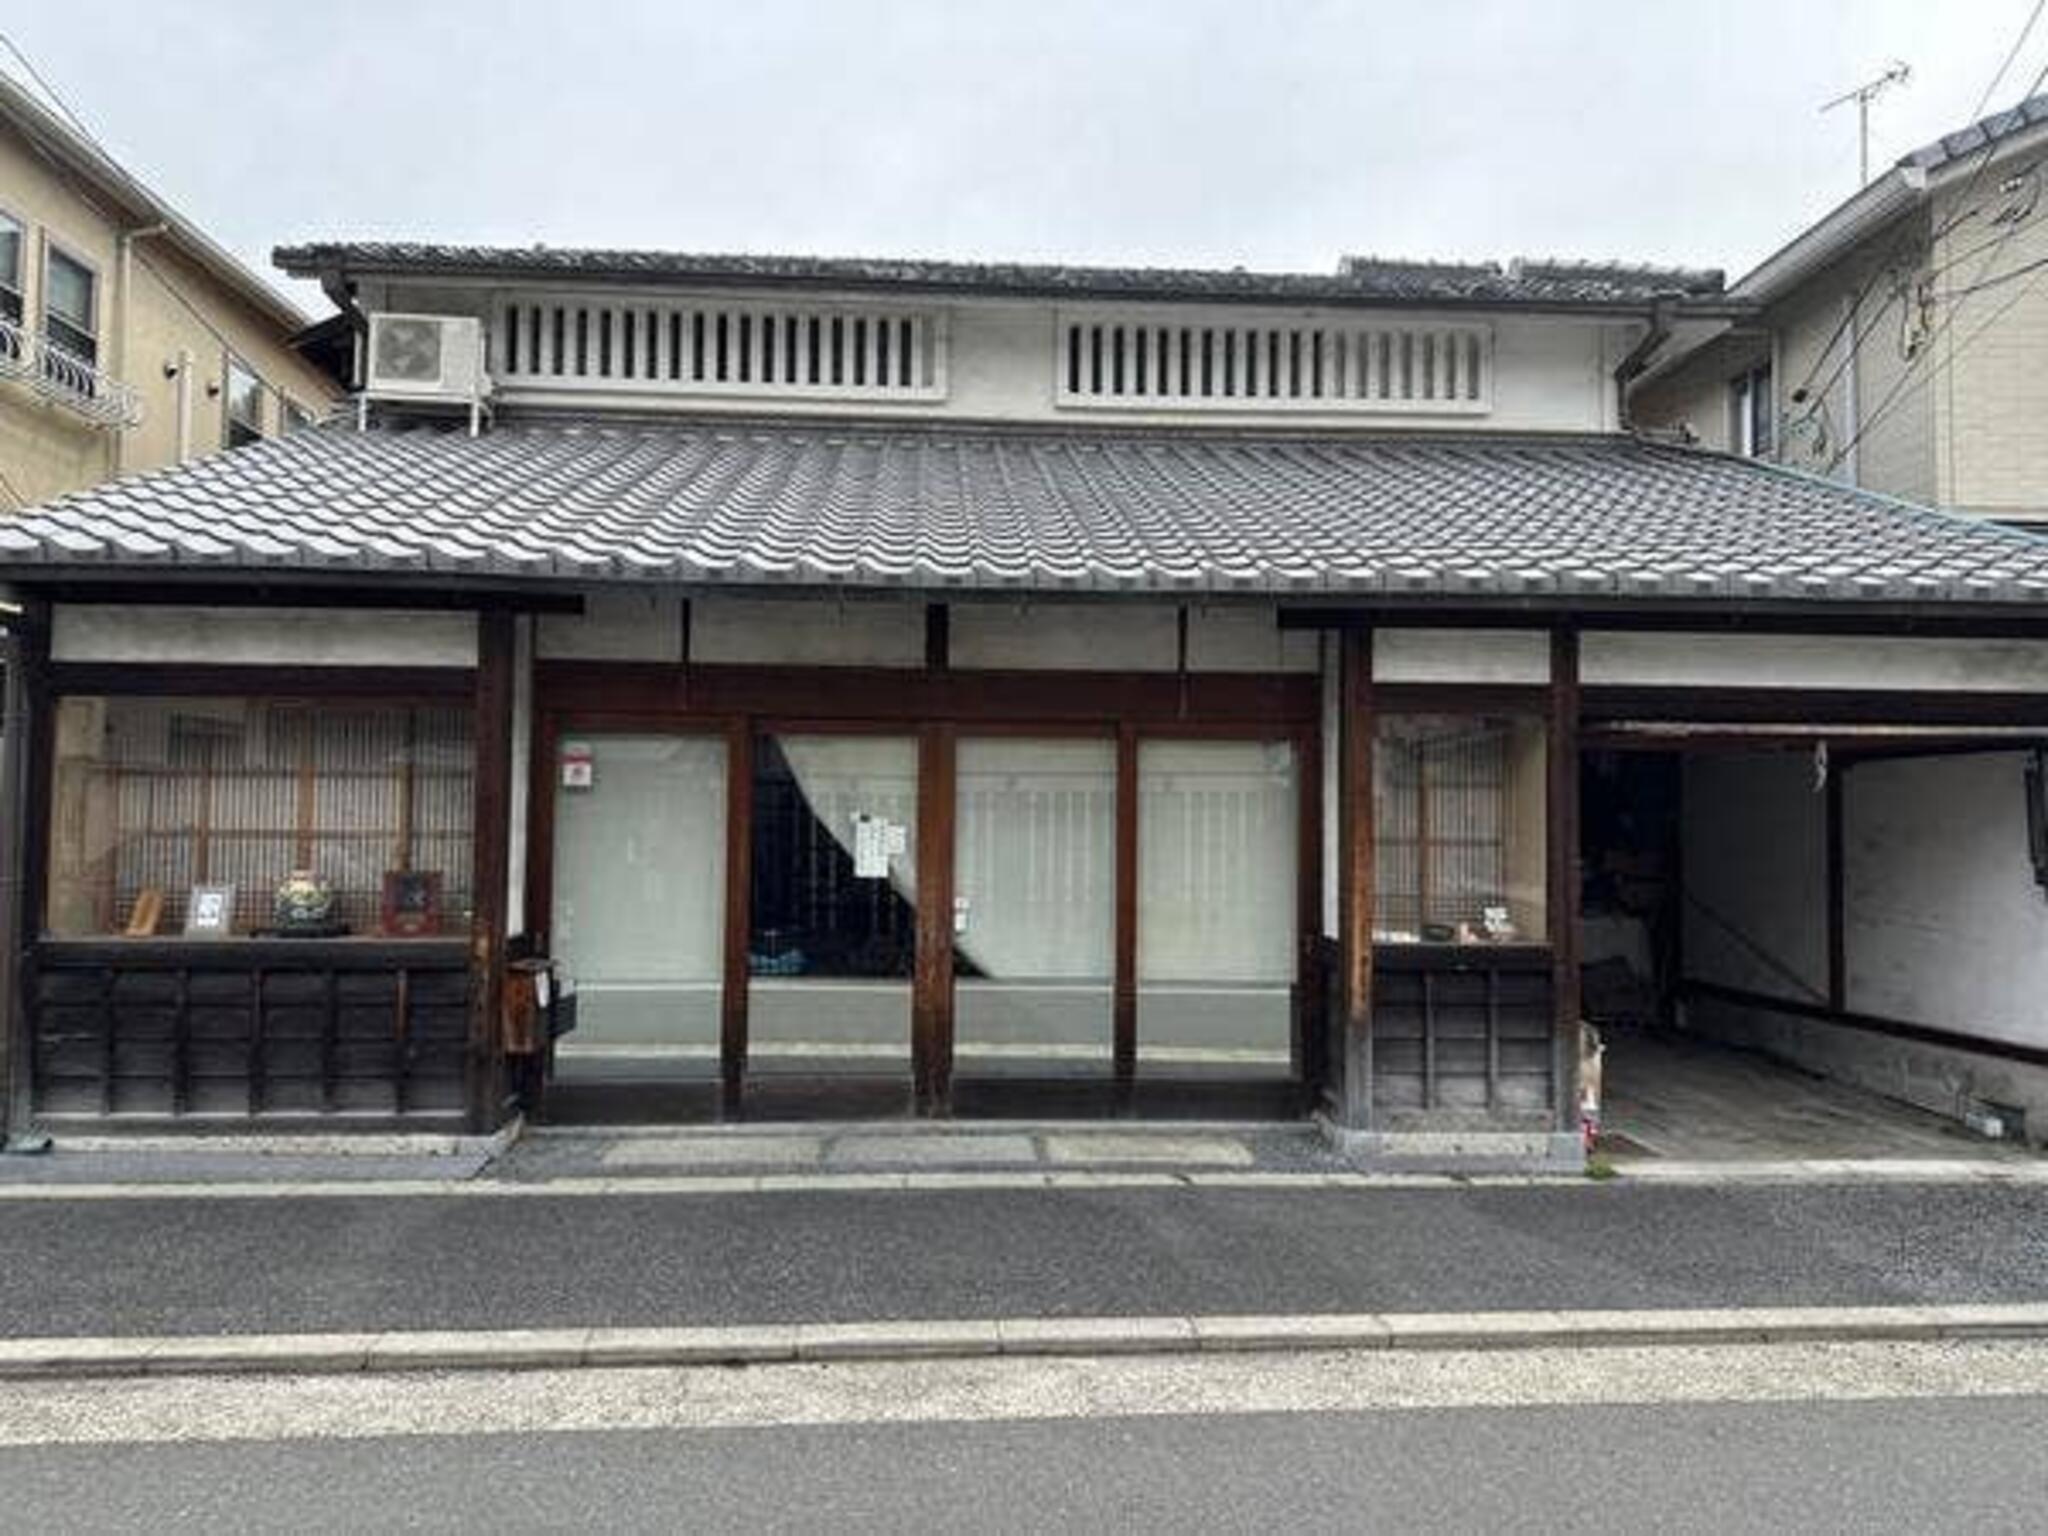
xmin=362 ymin=312 xmax=491 ymax=406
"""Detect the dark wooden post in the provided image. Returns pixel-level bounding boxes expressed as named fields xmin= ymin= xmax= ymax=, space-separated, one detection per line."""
xmin=1292 ymin=718 xmax=1322 ymax=1092
xmin=466 ymin=609 xmax=516 ymax=1133
xmin=1826 ymin=761 xmax=1846 ymax=1014
xmin=1336 ymin=628 xmax=1374 ymax=1130
xmin=0 ymin=598 xmax=50 ymax=1143
xmin=720 ymin=722 xmax=754 ymax=1114
xmin=913 ymin=723 xmax=956 ymax=1113
xmin=1548 ymin=628 xmax=1582 ymax=1134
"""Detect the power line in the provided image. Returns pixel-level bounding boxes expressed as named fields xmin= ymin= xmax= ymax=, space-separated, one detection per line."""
xmin=1827 ymin=241 xmax=2048 ymax=471
xmin=1973 ymin=0 xmax=2048 ymax=118
xmin=1788 ymin=55 xmax=2048 ymax=461
xmin=1826 ymin=172 xmax=2048 ymax=471
xmin=1779 ymin=11 xmax=2048 ymax=424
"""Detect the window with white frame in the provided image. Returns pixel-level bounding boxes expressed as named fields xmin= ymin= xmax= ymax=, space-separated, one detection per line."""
xmin=224 ymin=355 xmax=264 ymax=447
xmin=1729 ymin=363 xmax=1773 ymax=458
xmin=43 ymin=244 xmax=97 ymax=366
xmin=0 ymin=211 xmax=22 ymax=327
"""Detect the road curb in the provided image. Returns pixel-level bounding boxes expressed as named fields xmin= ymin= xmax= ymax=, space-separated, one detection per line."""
xmin=4 ymin=1303 xmax=2047 ymax=1381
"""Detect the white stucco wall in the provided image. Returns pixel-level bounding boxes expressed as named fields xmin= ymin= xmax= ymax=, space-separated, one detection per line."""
xmin=692 ymin=597 xmax=925 ymax=667
xmin=1583 ymin=632 xmax=2048 ymax=692
xmin=1681 ymin=752 xmax=1830 ymax=1001
xmin=1184 ymin=607 xmax=1319 ymax=673
xmin=1372 ymin=628 xmax=1550 ymax=685
xmin=534 ymin=593 xmax=1314 ymax=672
xmin=1681 ymin=749 xmax=2048 ymax=1142
xmin=535 ymin=590 xmax=685 ymax=662
xmin=51 ymin=605 xmax=479 ymax=666
xmin=950 ymin=603 xmax=1178 ymax=670
xmin=380 ymin=278 xmax=1633 ymax=435
xmin=1845 ymin=753 xmax=2048 ymax=1047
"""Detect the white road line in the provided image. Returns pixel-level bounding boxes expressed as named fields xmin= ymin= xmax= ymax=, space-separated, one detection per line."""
xmin=4 ymin=1339 xmax=2048 ymax=1449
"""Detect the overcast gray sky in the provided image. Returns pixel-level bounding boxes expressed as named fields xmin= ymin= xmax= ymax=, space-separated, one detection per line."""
xmin=4 ymin=0 xmax=2040 ymax=317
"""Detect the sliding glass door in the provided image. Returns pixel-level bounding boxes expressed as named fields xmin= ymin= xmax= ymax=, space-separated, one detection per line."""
xmin=1137 ymin=738 xmax=1298 ymax=1078
xmin=953 ymin=737 xmax=1117 ymax=1079
xmin=550 ymin=733 xmax=727 ymax=1080
xmin=748 ymin=732 xmax=918 ymax=1077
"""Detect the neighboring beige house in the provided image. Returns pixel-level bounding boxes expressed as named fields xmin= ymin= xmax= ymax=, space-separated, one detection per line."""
xmin=1632 ymin=93 xmax=2048 ymax=527
xmin=0 ymin=70 xmax=339 ymax=510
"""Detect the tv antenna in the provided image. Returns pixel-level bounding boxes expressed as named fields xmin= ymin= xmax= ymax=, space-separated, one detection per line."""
xmin=1822 ymin=62 xmax=1912 ymax=187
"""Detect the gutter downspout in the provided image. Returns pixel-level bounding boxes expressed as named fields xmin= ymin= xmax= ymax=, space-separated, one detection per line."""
xmin=1611 ymin=296 xmax=1676 ymax=433
xmin=315 ymin=266 xmax=367 ymax=391
xmin=113 ymin=222 xmax=168 ymax=476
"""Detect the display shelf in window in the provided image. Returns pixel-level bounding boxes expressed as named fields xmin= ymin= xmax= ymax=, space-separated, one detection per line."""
xmin=44 ymin=696 xmax=477 ymax=941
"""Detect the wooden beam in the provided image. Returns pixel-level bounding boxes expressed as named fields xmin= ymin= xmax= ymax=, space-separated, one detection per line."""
xmin=0 ymin=600 xmax=50 ymax=1139
xmin=534 ymin=660 xmax=1318 ymax=728
xmin=45 ymin=663 xmax=473 ymax=700
xmin=465 ymin=609 xmax=516 ymax=1133
xmin=924 ymin=603 xmax=949 ymax=672
xmin=720 ymin=722 xmax=754 ymax=1114
xmin=1113 ymin=724 xmax=1138 ymax=1095
xmin=1336 ymin=628 xmax=1374 ymax=1130
xmin=913 ymin=724 xmax=956 ymax=1112
xmin=1548 ymin=628 xmax=1582 ymax=1134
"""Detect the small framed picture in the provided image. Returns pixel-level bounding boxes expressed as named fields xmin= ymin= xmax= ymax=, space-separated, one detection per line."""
xmin=184 ymin=884 xmax=236 ymax=938
xmin=381 ymin=870 xmax=444 ymax=937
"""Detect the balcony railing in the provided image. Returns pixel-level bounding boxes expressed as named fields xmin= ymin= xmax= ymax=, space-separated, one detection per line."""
xmin=0 ymin=316 xmax=143 ymax=429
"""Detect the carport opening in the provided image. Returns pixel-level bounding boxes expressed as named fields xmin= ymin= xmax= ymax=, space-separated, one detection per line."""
xmin=1580 ymin=737 xmax=2048 ymax=1162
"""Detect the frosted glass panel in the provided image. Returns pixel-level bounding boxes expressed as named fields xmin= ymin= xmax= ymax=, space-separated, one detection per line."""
xmin=551 ymin=735 xmax=725 ymax=1072
xmin=1137 ymin=739 xmax=1297 ymax=1075
xmin=955 ymin=738 xmax=1116 ymax=1077
xmin=749 ymin=734 xmax=916 ymax=1074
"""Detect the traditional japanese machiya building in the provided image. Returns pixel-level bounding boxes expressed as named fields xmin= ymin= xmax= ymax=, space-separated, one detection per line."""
xmin=3 ymin=241 xmax=2048 ymax=1162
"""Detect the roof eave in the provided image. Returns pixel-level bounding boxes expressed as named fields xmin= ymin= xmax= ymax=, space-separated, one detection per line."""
xmin=1732 ymin=165 xmax=1929 ymax=306
xmin=272 ymin=247 xmax=1746 ymax=318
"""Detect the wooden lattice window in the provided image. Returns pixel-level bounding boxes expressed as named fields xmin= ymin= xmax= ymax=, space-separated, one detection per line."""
xmin=44 ymin=697 xmax=475 ymax=938
xmin=1374 ymin=714 xmax=1547 ymax=944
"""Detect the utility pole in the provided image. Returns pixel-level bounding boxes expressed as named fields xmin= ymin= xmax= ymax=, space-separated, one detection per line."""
xmin=1822 ymin=62 xmax=1912 ymax=187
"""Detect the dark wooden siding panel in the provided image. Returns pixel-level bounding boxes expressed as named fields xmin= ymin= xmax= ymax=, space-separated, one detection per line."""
xmin=1370 ymin=945 xmax=1554 ymax=1121
xmin=29 ymin=941 xmax=471 ymax=1123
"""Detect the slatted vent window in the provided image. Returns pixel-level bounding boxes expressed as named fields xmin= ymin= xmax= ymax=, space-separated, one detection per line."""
xmin=494 ymin=299 xmax=945 ymax=401
xmin=1056 ymin=314 xmax=1490 ymax=414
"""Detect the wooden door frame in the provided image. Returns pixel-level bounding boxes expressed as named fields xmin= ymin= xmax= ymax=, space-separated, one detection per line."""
xmin=527 ymin=661 xmax=1320 ymax=1115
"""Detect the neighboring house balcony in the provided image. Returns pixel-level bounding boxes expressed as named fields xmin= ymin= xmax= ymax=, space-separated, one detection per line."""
xmin=0 ymin=314 xmax=142 ymax=430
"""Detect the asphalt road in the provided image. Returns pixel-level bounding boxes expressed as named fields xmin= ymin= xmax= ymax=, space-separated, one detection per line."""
xmin=8 ymin=1394 xmax=2047 ymax=1533
xmin=5 ymin=1181 xmax=2048 ymax=1337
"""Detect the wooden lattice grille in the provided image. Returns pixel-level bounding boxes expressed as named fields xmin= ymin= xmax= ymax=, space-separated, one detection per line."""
xmin=494 ymin=298 xmax=946 ymax=401
xmin=48 ymin=698 xmax=475 ymax=937
xmin=1374 ymin=716 xmax=1544 ymax=943
xmin=1057 ymin=313 xmax=1490 ymax=413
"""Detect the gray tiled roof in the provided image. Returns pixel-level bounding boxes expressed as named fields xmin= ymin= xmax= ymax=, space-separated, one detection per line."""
xmin=5 ymin=420 xmax=2047 ymax=606
xmin=1899 ymin=91 xmax=2048 ymax=174
xmin=273 ymin=242 xmax=1727 ymax=310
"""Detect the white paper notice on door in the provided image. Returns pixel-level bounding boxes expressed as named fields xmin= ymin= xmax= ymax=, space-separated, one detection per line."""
xmin=852 ymin=813 xmax=891 ymax=879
